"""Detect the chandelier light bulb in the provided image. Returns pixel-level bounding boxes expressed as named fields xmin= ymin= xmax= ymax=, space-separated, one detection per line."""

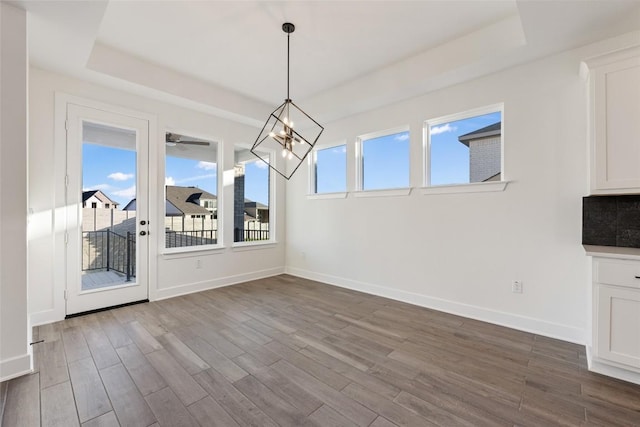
xmin=288 ymin=150 xmax=293 ymax=160
xmin=269 ymin=131 xmax=275 ymax=138
xmin=281 ymin=148 xmax=288 ymax=158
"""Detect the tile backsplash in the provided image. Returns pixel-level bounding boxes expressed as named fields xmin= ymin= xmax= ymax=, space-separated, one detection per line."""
xmin=583 ymin=195 xmax=640 ymax=248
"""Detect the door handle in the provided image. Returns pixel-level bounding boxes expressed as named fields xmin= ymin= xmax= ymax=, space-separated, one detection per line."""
xmin=140 ymin=231 xmax=147 ymax=236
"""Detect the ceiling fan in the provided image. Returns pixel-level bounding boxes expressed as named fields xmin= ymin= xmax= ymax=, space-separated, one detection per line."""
xmin=165 ymin=132 xmax=210 ymax=147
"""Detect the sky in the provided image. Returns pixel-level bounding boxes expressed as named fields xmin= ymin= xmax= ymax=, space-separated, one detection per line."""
xmin=82 ymin=144 xmax=137 ymax=207
xmin=362 ymin=131 xmax=410 ymax=190
xmin=314 ymin=111 xmax=501 ymax=191
xmin=83 ymin=111 xmax=500 ymax=208
xmin=429 ymin=111 xmax=501 ymax=185
xmin=315 ymin=145 xmax=347 ymax=193
xmin=82 ymin=143 xmax=270 ymax=209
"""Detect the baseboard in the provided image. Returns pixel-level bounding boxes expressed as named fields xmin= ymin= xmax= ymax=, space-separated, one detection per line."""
xmin=154 ymin=267 xmax=286 ymax=301
xmin=588 ymin=357 xmax=640 ymax=386
xmin=29 ymin=267 xmax=286 ymax=325
xmin=0 ymin=353 xmax=32 ymax=383
xmin=30 ymin=308 xmax=62 ymax=327
xmin=286 ymin=267 xmax=586 ymax=345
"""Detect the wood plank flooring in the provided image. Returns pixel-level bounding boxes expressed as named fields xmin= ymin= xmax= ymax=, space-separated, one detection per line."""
xmin=2 ymin=274 xmax=640 ymax=426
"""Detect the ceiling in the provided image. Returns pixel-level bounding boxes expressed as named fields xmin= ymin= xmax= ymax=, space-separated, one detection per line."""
xmin=11 ymin=0 xmax=640 ymax=126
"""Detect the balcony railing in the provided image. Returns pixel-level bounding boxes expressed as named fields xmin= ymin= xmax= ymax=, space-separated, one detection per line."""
xmin=234 ymin=227 xmax=270 ymax=242
xmin=165 ymin=229 xmax=218 ymax=248
xmin=82 ymin=230 xmax=136 ymax=281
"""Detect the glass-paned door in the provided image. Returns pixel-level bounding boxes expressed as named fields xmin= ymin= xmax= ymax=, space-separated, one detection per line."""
xmin=66 ymin=104 xmax=149 ymax=315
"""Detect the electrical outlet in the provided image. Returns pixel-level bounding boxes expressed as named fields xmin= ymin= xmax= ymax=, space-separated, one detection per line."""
xmin=512 ymin=280 xmax=523 ymax=293
xmin=196 ymin=259 xmax=202 ymax=269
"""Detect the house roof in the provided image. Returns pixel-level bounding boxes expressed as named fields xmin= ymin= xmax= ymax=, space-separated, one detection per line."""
xmin=82 ymin=190 xmax=119 ymax=206
xmin=165 ymin=186 xmax=216 ymax=215
xmin=244 ymin=198 xmax=268 ymax=209
xmin=124 ymin=186 xmax=268 ymax=216
xmin=458 ymin=122 xmax=501 ymax=147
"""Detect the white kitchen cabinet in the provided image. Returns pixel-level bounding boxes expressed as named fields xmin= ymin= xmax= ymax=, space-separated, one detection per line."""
xmin=584 ymin=46 xmax=640 ymax=194
xmin=588 ymin=252 xmax=640 ymax=385
xmin=596 ymin=284 xmax=640 ymax=368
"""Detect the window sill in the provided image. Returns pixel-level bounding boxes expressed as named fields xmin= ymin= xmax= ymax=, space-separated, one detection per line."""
xmin=421 ymin=181 xmax=509 ymax=195
xmin=232 ymin=241 xmax=278 ymax=251
xmin=307 ymin=192 xmax=348 ymax=200
xmin=352 ymin=188 xmax=412 ymax=198
xmin=162 ymin=245 xmax=225 ymax=259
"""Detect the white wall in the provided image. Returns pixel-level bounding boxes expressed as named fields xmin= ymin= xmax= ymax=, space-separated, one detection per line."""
xmin=285 ymin=35 xmax=639 ymax=344
xmin=28 ymin=67 xmax=286 ymax=325
xmin=0 ymin=3 xmax=31 ymax=381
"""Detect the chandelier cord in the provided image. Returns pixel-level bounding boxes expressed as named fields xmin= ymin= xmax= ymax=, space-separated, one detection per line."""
xmin=286 ymin=31 xmax=290 ymax=101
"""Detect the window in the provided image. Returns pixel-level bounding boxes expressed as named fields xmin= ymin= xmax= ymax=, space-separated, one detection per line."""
xmin=91 ymin=202 xmax=97 ymax=208
xmin=357 ymin=128 xmax=410 ymax=191
xmin=234 ymin=146 xmax=271 ymax=243
xmin=426 ymin=105 xmax=503 ymax=186
xmin=312 ymin=144 xmax=347 ymax=194
xmin=164 ymin=132 xmax=218 ymax=250
xmin=104 ymin=203 xmax=110 ymax=208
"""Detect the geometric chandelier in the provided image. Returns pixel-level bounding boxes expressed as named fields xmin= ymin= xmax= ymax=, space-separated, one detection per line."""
xmin=251 ymin=22 xmax=324 ymax=180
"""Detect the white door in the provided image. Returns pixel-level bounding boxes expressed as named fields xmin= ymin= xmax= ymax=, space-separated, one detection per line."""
xmin=66 ymin=104 xmax=150 ymax=315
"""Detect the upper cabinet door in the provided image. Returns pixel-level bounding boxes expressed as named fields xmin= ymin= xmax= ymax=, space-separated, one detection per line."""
xmin=586 ymin=46 xmax=640 ymax=195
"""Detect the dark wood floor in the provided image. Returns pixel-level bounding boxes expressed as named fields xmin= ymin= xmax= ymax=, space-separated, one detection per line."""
xmin=2 ymin=274 xmax=640 ymax=426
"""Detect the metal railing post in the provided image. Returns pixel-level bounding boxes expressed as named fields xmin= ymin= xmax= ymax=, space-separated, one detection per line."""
xmin=126 ymin=231 xmax=131 ymax=282
xmin=106 ymin=230 xmax=110 ymax=271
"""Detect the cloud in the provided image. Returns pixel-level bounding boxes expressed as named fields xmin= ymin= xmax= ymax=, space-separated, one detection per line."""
xmin=254 ymin=160 xmax=269 ymax=169
xmin=394 ymin=133 xmax=410 ymax=141
xmin=83 ymin=183 xmax=111 ymax=191
xmin=196 ymin=161 xmax=217 ymax=171
xmin=108 ymin=172 xmax=134 ymax=181
xmin=176 ymin=173 xmax=216 ymax=184
xmin=165 ymin=176 xmax=176 ymax=186
xmin=112 ymin=185 xmax=136 ymax=199
xmin=332 ymin=146 xmax=347 ymax=154
xmin=431 ymin=123 xmax=456 ymax=135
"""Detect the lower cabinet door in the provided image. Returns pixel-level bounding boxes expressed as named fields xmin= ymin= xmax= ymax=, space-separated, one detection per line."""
xmin=596 ymin=284 xmax=640 ymax=368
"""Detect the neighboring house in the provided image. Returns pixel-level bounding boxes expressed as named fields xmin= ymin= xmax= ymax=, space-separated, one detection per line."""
xmin=165 ymin=185 xmax=217 ymax=218
xmin=124 ymin=185 xmax=217 ymax=218
xmin=458 ymin=122 xmax=501 ymax=182
xmin=244 ymin=199 xmax=269 ymax=223
xmin=82 ymin=190 xmax=119 ymax=209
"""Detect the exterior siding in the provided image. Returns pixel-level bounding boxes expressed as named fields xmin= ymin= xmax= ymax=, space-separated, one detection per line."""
xmin=469 ymin=136 xmax=501 ymax=182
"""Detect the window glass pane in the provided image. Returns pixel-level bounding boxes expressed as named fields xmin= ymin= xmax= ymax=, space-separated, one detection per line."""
xmin=82 ymin=125 xmax=137 ymax=289
xmin=362 ymin=130 xmax=409 ymax=191
xmin=315 ymin=145 xmax=347 ymax=193
xmin=234 ymin=147 xmax=270 ymax=242
xmin=429 ymin=111 xmax=502 ymax=186
xmin=164 ymin=133 xmax=218 ymax=249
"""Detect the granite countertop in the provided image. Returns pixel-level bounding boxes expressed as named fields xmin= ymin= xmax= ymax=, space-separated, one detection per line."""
xmin=583 ymin=245 xmax=640 ymax=260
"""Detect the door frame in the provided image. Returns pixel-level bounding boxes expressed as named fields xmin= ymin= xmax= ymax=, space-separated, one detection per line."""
xmin=54 ymin=94 xmax=159 ymax=318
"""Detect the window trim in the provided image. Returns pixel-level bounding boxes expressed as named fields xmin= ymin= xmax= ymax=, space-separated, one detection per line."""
xmin=231 ymin=145 xmax=276 ymax=247
xmin=421 ymin=180 xmax=508 ymax=195
xmin=424 ymin=103 xmax=504 ymax=188
xmin=308 ymin=140 xmax=347 ymax=196
xmin=162 ymin=129 xmax=223 ymax=254
xmin=356 ymin=125 xmax=411 ymax=192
